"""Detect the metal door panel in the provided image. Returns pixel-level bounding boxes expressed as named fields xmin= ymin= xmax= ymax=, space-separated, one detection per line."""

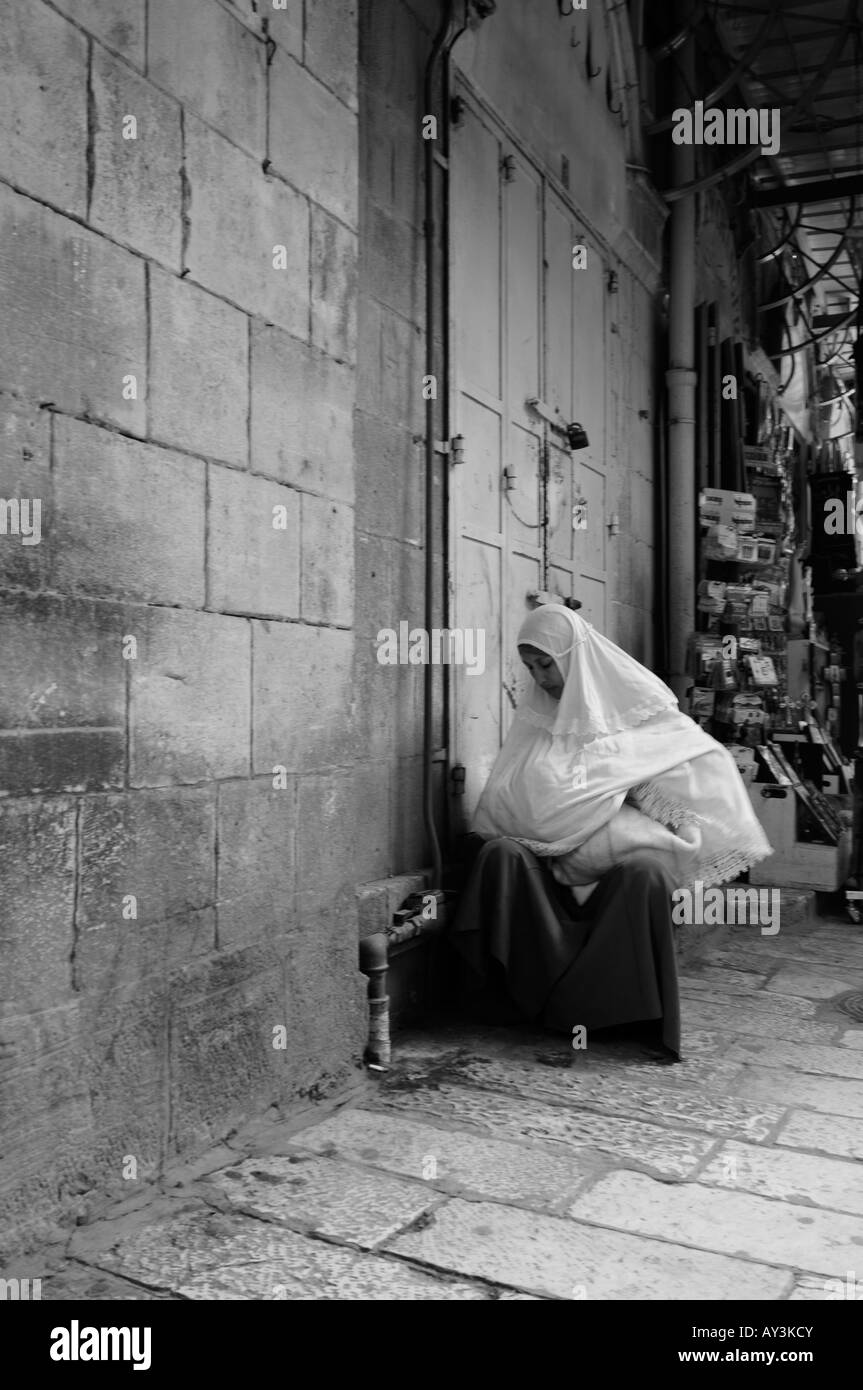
xmin=545 ymin=199 xmax=574 ymax=423
xmin=460 ymin=394 xmax=503 ymax=534
xmin=547 ymin=441 xmax=574 ymax=561
xmin=457 ymin=538 xmax=501 ymax=811
xmin=505 ymin=156 xmax=542 ymax=428
xmin=454 ymin=113 xmax=501 ymax=401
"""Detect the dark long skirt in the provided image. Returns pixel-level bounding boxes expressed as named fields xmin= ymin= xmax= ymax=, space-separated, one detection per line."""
xmin=448 ymin=837 xmax=682 ymax=1059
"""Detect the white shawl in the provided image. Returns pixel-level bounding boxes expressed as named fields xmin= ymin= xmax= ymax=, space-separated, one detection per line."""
xmin=473 ymin=605 xmax=772 ymax=891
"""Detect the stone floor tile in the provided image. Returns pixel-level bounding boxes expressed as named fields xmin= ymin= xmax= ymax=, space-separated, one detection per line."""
xmin=386 ymin=1197 xmax=790 ymax=1300
xmin=568 ymin=1171 xmax=863 ymax=1277
xmin=697 ymin=1139 xmax=863 ymax=1216
xmin=282 ymin=1106 xmax=595 ymax=1211
xmin=788 ymin=1274 xmax=863 ymax=1302
xmin=773 ymin=1109 xmax=863 ymax=1161
xmin=735 ymin=1067 xmax=863 ymax=1119
xmin=41 ymin=1263 xmax=174 ymax=1300
xmin=192 ymin=1154 xmax=436 ymax=1247
xmin=725 ymin=1036 xmax=863 ymax=1080
xmin=178 ymin=1253 xmax=501 ymax=1300
xmin=678 ymin=967 xmax=768 ymax=993
xmin=406 ymin=1055 xmax=780 ymax=1142
xmin=763 ymin=968 xmax=863 ymax=1002
xmin=372 ymin=1080 xmax=721 ymax=1178
xmin=75 ymin=1204 xmax=512 ymax=1299
xmin=839 ymin=1030 xmax=863 ymax=1049
xmin=680 ymin=1000 xmax=836 ymax=1045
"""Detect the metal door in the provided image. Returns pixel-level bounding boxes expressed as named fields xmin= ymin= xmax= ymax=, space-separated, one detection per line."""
xmin=449 ymin=93 xmax=608 ymax=821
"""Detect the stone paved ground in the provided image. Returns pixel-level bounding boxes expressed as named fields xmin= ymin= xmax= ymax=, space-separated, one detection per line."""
xmin=17 ymin=898 xmax=863 ymax=1300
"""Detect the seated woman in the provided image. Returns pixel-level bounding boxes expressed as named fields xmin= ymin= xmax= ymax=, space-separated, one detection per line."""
xmin=449 ymin=604 xmax=773 ymax=1060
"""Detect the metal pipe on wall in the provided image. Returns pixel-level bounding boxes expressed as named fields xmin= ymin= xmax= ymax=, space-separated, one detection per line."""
xmin=664 ymin=4 xmax=698 ymax=703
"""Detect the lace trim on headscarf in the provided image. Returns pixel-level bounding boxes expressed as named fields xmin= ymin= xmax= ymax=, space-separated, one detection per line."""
xmin=516 ymin=690 xmax=678 ymax=741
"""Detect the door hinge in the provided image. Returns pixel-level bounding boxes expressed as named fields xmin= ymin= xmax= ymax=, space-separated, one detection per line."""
xmin=450 ymin=765 xmax=466 ymax=794
xmin=439 ymin=433 xmax=465 ymax=464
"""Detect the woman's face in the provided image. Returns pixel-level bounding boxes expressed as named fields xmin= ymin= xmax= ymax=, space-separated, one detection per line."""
xmin=519 ymin=644 xmax=565 ymax=700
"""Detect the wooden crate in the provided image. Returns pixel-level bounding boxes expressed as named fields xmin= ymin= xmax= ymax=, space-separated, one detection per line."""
xmin=748 ymin=784 xmax=851 ymax=890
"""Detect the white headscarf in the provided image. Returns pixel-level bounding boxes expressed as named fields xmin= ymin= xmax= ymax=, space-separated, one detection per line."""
xmin=473 ymin=604 xmax=770 ymax=879
xmin=513 ymin=604 xmax=678 ymax=741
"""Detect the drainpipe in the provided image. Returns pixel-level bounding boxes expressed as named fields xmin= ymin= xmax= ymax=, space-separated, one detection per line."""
xmin=664 ymin=3 xmax=697 ymax=703
xmin=422 ymin=1 xmax=468 ymax=888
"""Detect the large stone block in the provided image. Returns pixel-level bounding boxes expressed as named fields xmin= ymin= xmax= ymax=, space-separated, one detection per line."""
xmin=0 ymin=397 xmax=51 ymax=592
xmin=217 ymin=778 xmax=297 ymax=948
xmin=305 ymin=0 xmax=358 ymax=112
xmin=0 ymin=185 xmax=147 ymax=435
xmin=359 ymin=0 xmax=426 ymax=113
xmin=0 ymin=729 xmax=124 ymax=797
xmin=311 ymin=206 xmax=358 ymax=365
xmin=269 ymin=52 xmax=358 ymax=230
xmin=208 ymin=465 xmax=300 ymax=619
xmin=300 ymin=495 xmax=354 ymax=626
xmin=0 ymin=798 xmax=77 ymax=1009
xmin=360 ymin=93 xmax=423 ymax=231
xmin=0 ymin=0 xmax=88 ymax=215
xmin=147 ymin=0 xmax=266 ymax=157
xmin=354 ymin=410 xmax=422 ymax=541
xmin=129 ymin=607 xmax=251 ymax=785
xmin=81 ymin=984 xmax=169 ymax=1188
xmin=252 ymin=621 xmax=353 ymax=773
xmin=76 ymin=910 xmax=217 ymax=1003
xmin=295 ymin=770 xmax=357 ymax=908
xmin=78 ymin=787 xmax=216 ymax=932
xmin=167 ymin=943 xmax=286 ymax=1153
xmin=250 ymin=326 xmax=354 ymax=504
xmin=90 ymin=45 xmax=183 ymax=269
xmin=378 ymin=306 xmax=425 ymax=434
xmin=362 ymin=202 xmax=423 ymax=326
xmin=53 ymin=415 xmax=206 ymax=606
xmin=149 ymin=268 xmax=248 ymax=468
xmin=185 ymin=116 xmax=309 ymax=337
xmin=351 ymin=760 xmax=391 ymax=882
xmin=352 ymin=531 xmax=399 ymax=759
xmin=0 ymin=593 xmax=126 ymax=732
xmin=0 ymin=1002 xmax=95 ymax=1261
xmin=49 ymin=0 xmax=146 ymax=67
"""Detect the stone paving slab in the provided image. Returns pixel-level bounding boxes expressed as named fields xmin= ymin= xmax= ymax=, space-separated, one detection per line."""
xmin=40 ymin=1262 xmax=175 ymax=1300
xmin=69 ymin=1204 xmax=520 ymax=1300
xmin=190 ymin=1154 xmax=437 ymax=1247
xmin=393 ymin=1055 xmax=783 ymax=1143
xmin=680 ymin=999 xmax=837 ymax=1045
xmin=762 ymin=967 xmax=863 ymax=1001
xmin=371 ymin=1079 xmax=722 ymax=1178
xmin=773 ymin=1109 xmax=863 ymax=1161
xmin=281 ymin=1106 xmax=597 ymax=1213
xmin=697 ymin=1139 xmax=863 ymax=1217
xmin=386 ymin=1197 xmax=790 ymax=1300
xmin=735 ymin=1067 xmax=863 ymax=1119
xmin=839 ymin=1030 xmax=863 ymax=1050
xmin=678 ymin=967 xmax=769 ymax=993
xmin=568 ymin=1171 xmax=863 ymax=1278
xmin=788 ymin=1274 xmax=863 ymax=1302
xmin=725 ymin=1036 xmax=863 ymax=1080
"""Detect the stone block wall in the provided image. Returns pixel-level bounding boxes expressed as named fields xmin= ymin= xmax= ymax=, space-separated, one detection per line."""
xmin=0 ymin=0 xmax=366 ymax=1259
